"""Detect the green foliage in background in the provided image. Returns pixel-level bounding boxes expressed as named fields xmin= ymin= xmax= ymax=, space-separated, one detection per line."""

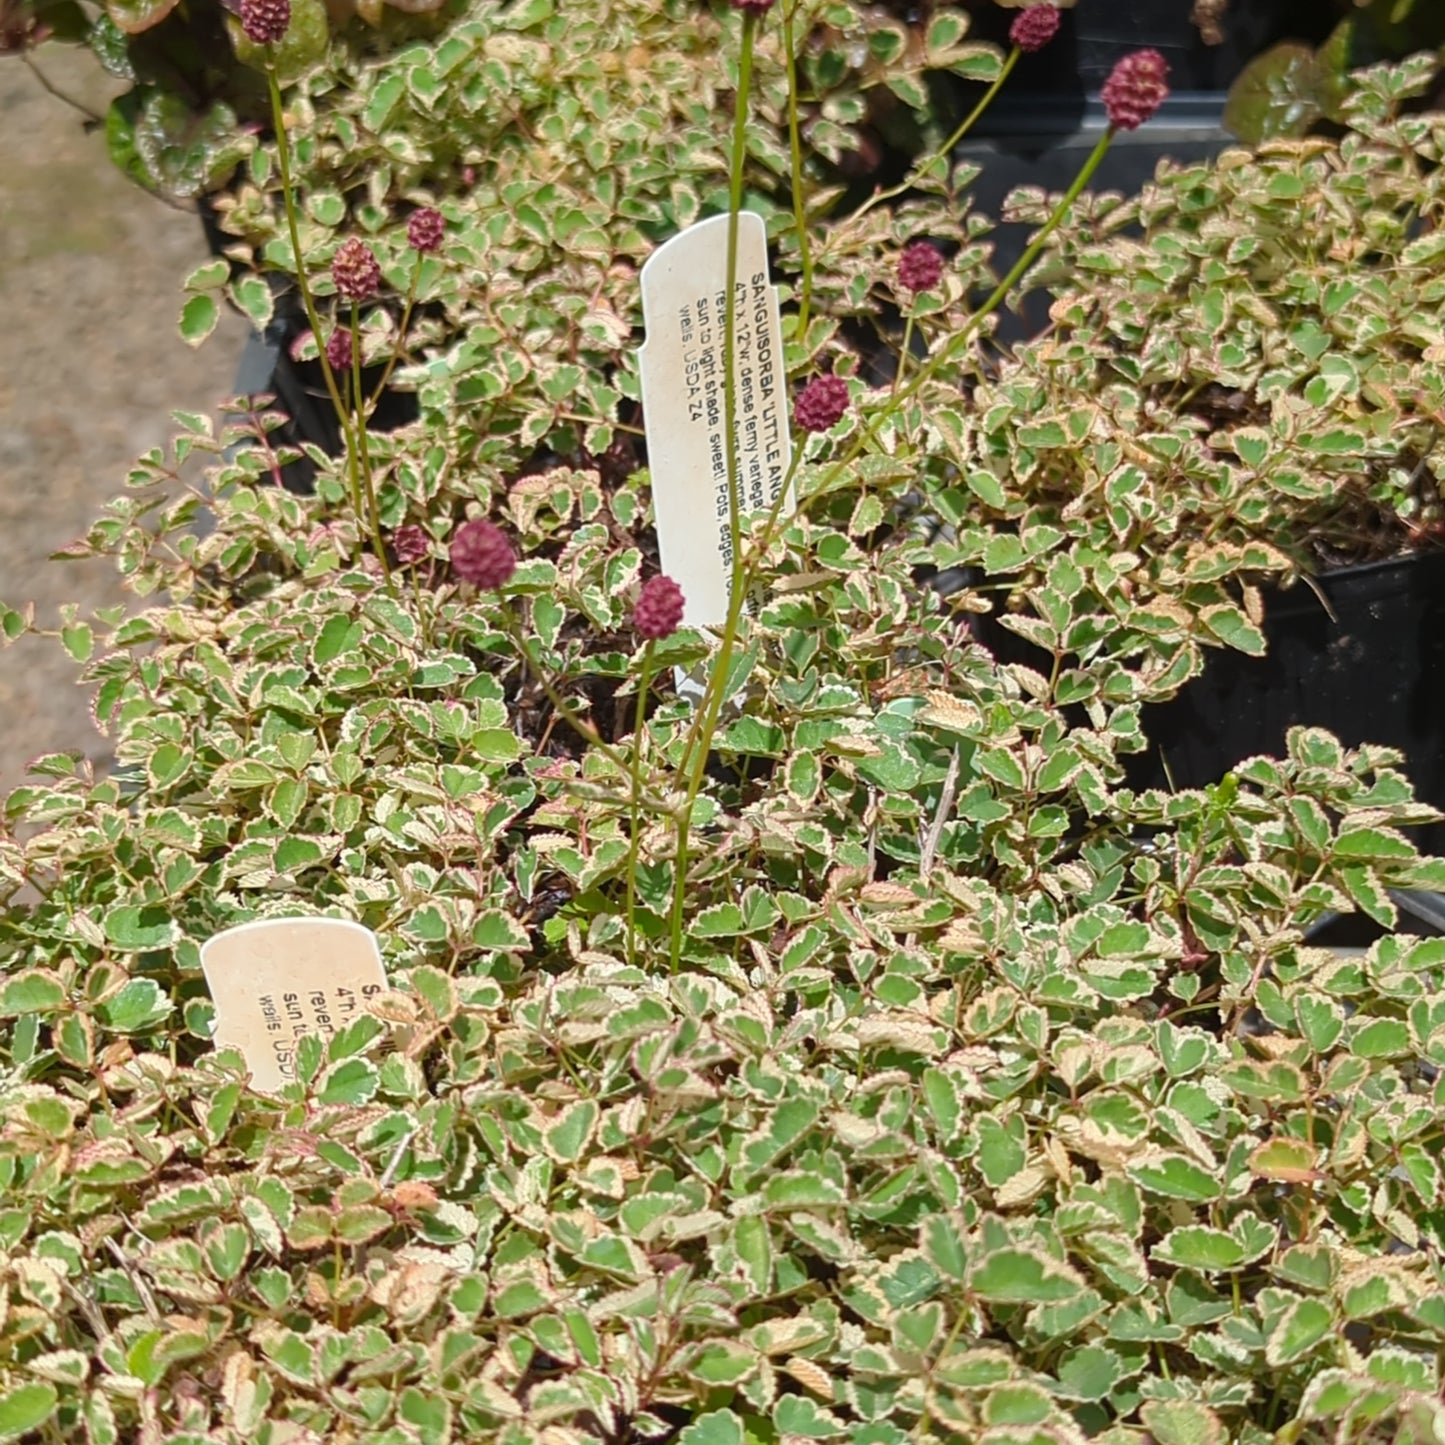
xmin=1225 ymin=0 xmax=1445 ymax=144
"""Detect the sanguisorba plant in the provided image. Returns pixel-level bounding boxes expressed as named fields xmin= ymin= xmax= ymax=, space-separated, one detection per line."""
xmin=4 ymin=0 xmax=1445 ymax=1439
xmin=221 ymin=0 xmax=1185 ymax=977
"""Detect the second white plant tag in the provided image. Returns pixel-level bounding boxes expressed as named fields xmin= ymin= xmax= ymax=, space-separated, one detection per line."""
xmin=200 ymin=917 xmax=388 ymax=1093
xmin=638 ymin=212 xmax=794 ymax=629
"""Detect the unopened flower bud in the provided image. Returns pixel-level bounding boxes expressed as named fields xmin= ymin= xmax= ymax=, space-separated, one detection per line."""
xmin=392 ymin=525 xmax=430 ymax=566
xmin=407 ymin=207 xmax=445 ymax=253
xmin=1009 ymin=4 xmax=1059 ymax=54
xmin=238 ymin=0 xmax=290 ymax=45
xmin=634 ymin=575 xmax=685 ymax=640
xmin=1101 ymin=48 xmax=1170 ymax=131
xmin=795 ymin=374 xmax=850 ymax=434
xmin=898 ymin=240 xmax=944 ymax=295
xmin=450 ymin=519 xmax=516 ymax=589
xmin=325 ymin=327 xmax=355 ymax=372
xmin=332 ymin=238 xmax=382 ymax=303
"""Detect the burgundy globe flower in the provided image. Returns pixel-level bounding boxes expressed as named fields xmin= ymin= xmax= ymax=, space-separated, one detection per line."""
xmin=407 ymin=207 xmax=445 ymax=253
xmin=392 ymin=525 xmax=430 ymax=566
xmin=332 ymin=238 xmax=382 ymax=303
xmin=450 ymin=519 xmax=516 ymax=589
xmin=897 ymin=240 xmax=944 ymax=295
xmin=731 ymin=0 xmax=777 ymax=13
xmin=795 ymin=374 xmax=850 ymax=434
xmin=1101 ymin=48 xmax=1170 ymax=132
xmin=1009 ymin=3 xmax=1059 ymax=54
xmin=634 ymin=575 xmax=685 ymax=641
xmin=238 ymin=0 xmax=290 ymax=44
xmin=325 ymin=326 xmax=355 ymax=372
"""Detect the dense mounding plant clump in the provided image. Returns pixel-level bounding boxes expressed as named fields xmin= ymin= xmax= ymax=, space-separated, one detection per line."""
xmin=924 ymin=51 xmax=1445 ymax=691
xmin=5 ymin=487 xmax=1445 ymax=1443
xmin=2 ymin=2 xmax=1445 ymax=1441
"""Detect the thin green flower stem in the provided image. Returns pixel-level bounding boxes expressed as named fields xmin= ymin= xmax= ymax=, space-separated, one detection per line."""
xmin=893 ymin=311 xmax=917 ymax=398
xmin=671 ymin=436 xmax=806 ymax=792
xmin=625 ymin=645 xmax=657 ymax=969
xmin=370 ymin=257 xmax=438 ymax=637
xmin=782 ymin=0 xmax=815 ymax=341
xmin=778 ymin=128 xmax=1119 ymax=527
xmin=350 ymin=300 xmax=396 ymax=594
xmin=919 ymin=128 xmax=1114 ymax=385
xmin=365 ymin=253 xmax=423 ymax=417
xmin=408 ymin=557 xmax=435 ymax=652
xmin=558 ymin=412 xmax=646 ymax=438
xmin=665 ymin=10 xmax=757 ymax=973
xmin=938 ymin=47 xmax=1020 ymax=189
xmin=722 ymin=13 xmax=756 ymax=604
xmin=498 ymin=605 xmax=676 ymax=818
xmin=267 ymin=63 xmax=395 ymax=591
xmin=660 ymin=438 xmax=808 ymax=973
xmin=913 ymin=1305 xmax=971 ymax=1444
xmin=853 ymin=47 xmax=1020 ymax=222
xmin=266 ymin=69 xmax=356 ymax=510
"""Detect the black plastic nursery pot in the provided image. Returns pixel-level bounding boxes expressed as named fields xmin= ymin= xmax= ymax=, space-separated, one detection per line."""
xmin=1125 ymin=551 xmax=1445 ymax=852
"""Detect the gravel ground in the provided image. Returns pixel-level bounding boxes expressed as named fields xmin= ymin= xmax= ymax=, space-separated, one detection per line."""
xmin=0 ymin=46 xmax=248 ymax=793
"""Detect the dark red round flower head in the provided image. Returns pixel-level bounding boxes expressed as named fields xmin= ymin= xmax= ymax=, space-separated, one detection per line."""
xmin=450 ymin=519 xmax=516 ymax=589
xmin=238 ymin=0 xmax=290 ymax=44
xmin=634 ymin=574 xmax=685 ymax=641
xmin=1101 ymin=48 xmax=1170 ymax=131
xmin=731 ymin=0 xmax=776 ymax=13
xmin=795 ymin=374 xmax=850 ymax=434
xmin=407 ymin=207 xmax=445 ymax=253
xmin=1009 ymin=4 xmax=1059 ymax=53
xmin=325 ymin=326 xmax=355 ymax=372
xmin=392 ymin=525 xmax=430 ymax=566
xmin=898 ymin=240 xmax=944 ymax=295
xmin=332 ymin=238 xmax=382 ymax=302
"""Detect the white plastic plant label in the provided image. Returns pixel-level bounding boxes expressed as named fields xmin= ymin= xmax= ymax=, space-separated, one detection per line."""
xmin=200 ymin=917 xmax=387 ymax=1092
xmin=638 ymin=212 xmax=794 ymax=629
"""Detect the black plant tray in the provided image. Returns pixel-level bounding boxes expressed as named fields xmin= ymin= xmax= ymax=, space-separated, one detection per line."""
xmin=965 ymin=549 xmax=1445 ymax=852
xmin=1130 ymin=551 xmax=1445 ymax=850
